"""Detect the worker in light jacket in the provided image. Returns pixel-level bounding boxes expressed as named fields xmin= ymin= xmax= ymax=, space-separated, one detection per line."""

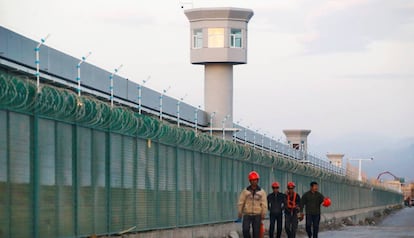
xmin=238 ymin=171 xmax=268 ymax=238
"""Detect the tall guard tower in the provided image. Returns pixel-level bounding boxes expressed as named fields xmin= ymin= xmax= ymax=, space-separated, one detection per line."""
xmin=184 ymin=8 xmax=254 ymax=138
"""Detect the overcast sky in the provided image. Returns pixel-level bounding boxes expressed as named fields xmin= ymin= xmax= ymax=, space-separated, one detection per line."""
xmin=1 ymin=0 xmax=413 ymax=179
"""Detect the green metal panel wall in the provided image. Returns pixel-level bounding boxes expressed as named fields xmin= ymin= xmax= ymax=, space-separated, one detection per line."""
xmin=0 ymin=70 xmax=403 ymax=238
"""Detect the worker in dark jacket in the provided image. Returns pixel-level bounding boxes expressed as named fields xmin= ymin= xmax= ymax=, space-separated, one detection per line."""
xmin=299 ymin=181 xmax=325 ymax=238
xmin=267 ymin=182 xmax=286 ymax=238
xmin=285 ymin=182 xmax=301 ymax=238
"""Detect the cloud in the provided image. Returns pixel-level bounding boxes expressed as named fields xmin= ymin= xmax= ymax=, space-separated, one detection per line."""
xmin=93 ymin=10 xmax=155 ymax=27
xmin=337 ymin=73 xmax=414 ymax=81
xmin=252 ymin=0 xmax=414 ymax=54
xmin=302 ymin=0 xmax=414 ymax=54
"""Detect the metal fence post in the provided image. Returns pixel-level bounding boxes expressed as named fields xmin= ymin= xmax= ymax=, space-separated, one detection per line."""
xmin=175 ymin=145 xmax=179 ymax=226
xmin=106 ymin=131 xmax=111 ymax=235
xmin=32 ymin=112 xmax=39 ymax=238
xmin=72 ymin=124 xmax=79 ymax=236
xmin=6 ymin=111 xmax=11 ymax=238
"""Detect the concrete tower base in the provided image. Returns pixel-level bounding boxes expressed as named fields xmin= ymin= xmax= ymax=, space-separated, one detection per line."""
xmin=205 ymin=63 xmax=233 ymax=138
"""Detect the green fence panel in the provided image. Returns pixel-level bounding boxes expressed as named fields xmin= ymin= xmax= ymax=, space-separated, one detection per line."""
xmin=110 ymin=133 xmax=123 ymax=232
xmin=179 ymin=148 xmax=195 ymax=226
xmin=92 ymin=130 xmax=107 ymax=235
xmin=0 ymin=69 xmax=404 ymax=237
xmin=0 ymin=110 xmax=9 ymax=238
xmin=145 ymin=141 xmax=157 ymax=229
xmin=221 ymin=158 xmax=234 ymax=221
xmin=123 ymin=136 xmax=136 ymax=231
xmin=77 ymin=126 xmax=93 ymax=235
xmin=136 ymin=138 xmax=147 ymax=230
xmin=208 ymin=155 xmax=220 ymax=222
xmin=56 ymin=122 xmax=74 ymax=237
xmin=9 ymin=112 xmax=32 ymax=238
xmin=38 ymin=118 xmax=57 ymax=238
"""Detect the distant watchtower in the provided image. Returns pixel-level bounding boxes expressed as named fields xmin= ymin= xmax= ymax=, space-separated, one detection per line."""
xmin=283 ymin=129 xmax=311 ymax=153
xmin=184 ymin=8 xmax=254 ymax=138
xmin=326 ymin=153 xmax=345 ymax=168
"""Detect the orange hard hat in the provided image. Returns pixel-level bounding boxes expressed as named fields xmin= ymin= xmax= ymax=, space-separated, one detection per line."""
xmin=248 ymin=171 xmax=260 ymax=180
xmin=272 ymin=182 xmax=280 ymax=188
xmin=287 ymin=181 xmax=296 ymax=188
xmin=323 ymin=197 xmax=331 ymax=207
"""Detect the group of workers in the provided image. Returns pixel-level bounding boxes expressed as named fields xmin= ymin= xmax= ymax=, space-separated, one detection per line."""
xmin=238 ymin=171 xmax=331 ymax=238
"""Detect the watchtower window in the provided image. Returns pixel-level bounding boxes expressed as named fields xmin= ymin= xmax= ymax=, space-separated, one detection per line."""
xmin=208 ymin=28 xmax=224 ymax=48
xmin=293 ymin=144 xmax=300 ymax=150
xmin=230 ymin=28 xmax=242 ymax=48
xmin=193 ymin=29 xmax=203 ymax=49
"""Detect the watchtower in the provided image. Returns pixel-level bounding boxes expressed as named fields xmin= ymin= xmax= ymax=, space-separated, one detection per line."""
xmin=184 ymin=7 xmax=254 ymax=138
xmin=283 ymin=129 xmax=312 ymax=153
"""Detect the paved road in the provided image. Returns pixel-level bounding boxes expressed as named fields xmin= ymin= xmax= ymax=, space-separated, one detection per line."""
xmin=315 ymin=207 xmax=414 ymax=238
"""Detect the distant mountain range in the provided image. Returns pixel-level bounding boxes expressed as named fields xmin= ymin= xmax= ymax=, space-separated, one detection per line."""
xmin=310 ymin=134 xmax=414 ymax=182
xmin=368 ymin=142 xmax=414 ymax=182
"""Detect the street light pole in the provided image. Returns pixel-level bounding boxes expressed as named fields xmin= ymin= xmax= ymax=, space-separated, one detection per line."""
xmin=209 ymin=112 xmax=216 ymax=136
xmin=269 ymin=136 xmax=274 ymax=153
xmin=349 ymin=158 xmax=374 ymax=181
xmin=222 ymin=115 xmax=230 ymax=140
xmin=177 ymin=94 xmax=187 ymax=127
xmin=276 ymin=138 xmax=280 ymax=152
xmin=253 ymin=129 xmax=259 ymax=149
xmin=194 ymin=105 xmax=200 ymax=134
xmin=244 ymin=127 xmax=248 ymax=145
xmin=159 ymin=86 xmax=171 ymax=121
xmin=76 ymin=51 xmax=92 ymax=97
xmin=234 ymin=119 xmax=242 ymax=142
xmin=138 ymin=76 xmax=150 ymax=114
xmin=110 ymin=64 xmax=123 ymax=108
xmin=35 ymin=34 xmax=50 ymax=93
xmin=261 ymin=133 xmax=265 ymax=152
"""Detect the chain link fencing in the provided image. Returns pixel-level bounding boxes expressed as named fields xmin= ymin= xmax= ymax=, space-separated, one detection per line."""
xmin=0 ymin=70 xmax=402 ymax=238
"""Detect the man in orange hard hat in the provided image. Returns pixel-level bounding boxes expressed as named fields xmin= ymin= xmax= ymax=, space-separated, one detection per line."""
xmin=238 ymin=171 xmax=268 ymax=238
xmin=299 ymin=181 xmax=327 ymax=238
xmin=267 ymin=182 xmax=286 ymax=238
xmin=284 ymin=181 xmax=301 ymax=238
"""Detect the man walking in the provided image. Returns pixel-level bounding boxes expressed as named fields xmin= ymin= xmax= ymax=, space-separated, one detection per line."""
xmin=300 ymin=181 xmax=325 ymax=238
xmin=285 ymin=182 xmax=301 ymax=238
xmin=238 ymin=171 xmax=268 ymax=238
xmin=267 ymin=182 xmax=286 ymax=238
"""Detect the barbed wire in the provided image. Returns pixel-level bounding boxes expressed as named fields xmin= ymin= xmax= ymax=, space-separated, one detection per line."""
xmin=0 ymin=70 xmax=391 ymax=189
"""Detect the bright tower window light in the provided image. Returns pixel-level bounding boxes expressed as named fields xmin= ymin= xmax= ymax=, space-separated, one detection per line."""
xmin=208 ymin=28 xmax=224 ymax=48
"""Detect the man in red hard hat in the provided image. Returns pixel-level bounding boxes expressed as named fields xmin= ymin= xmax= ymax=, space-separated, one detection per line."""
xmin=238 ymin=171 xmax=268 ymax=238
xmin=267 ymin=181 xmax=286 ymax=238
xmin=299 ymin=181 xmax=326 ymax=238
xmin=284 ymin=181 xmax=301 ymax=238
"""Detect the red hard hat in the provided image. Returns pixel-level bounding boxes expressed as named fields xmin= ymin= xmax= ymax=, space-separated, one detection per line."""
xmin=287 ymin=182 xmax=296 ymax=188
xmin=272 ymin=182 xmax=280 ymax=188
xmin=323 ymin=197 xmax=331 ymax=207
xmin=248 ymin=171 xmax=260 ymax=180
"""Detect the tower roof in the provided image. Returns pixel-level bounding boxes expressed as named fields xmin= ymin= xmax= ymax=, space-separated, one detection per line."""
xmin=283 ymin=129 xmax=312 ymax=137
xmin=184 ymin=7 xmax=254 ymax=22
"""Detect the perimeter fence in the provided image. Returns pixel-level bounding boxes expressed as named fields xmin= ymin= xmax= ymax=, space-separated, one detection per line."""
xmin=0 ymin=69 xmax=402 ymax=238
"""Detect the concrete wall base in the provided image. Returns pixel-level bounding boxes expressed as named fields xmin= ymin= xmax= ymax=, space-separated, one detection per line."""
xmin=113 ymin=204 xmax=400 ymax=238
xmin=320 ymin=205 xmax=392 ymax=224
xmin=109 ymin=223 xmax=240 ymax=238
